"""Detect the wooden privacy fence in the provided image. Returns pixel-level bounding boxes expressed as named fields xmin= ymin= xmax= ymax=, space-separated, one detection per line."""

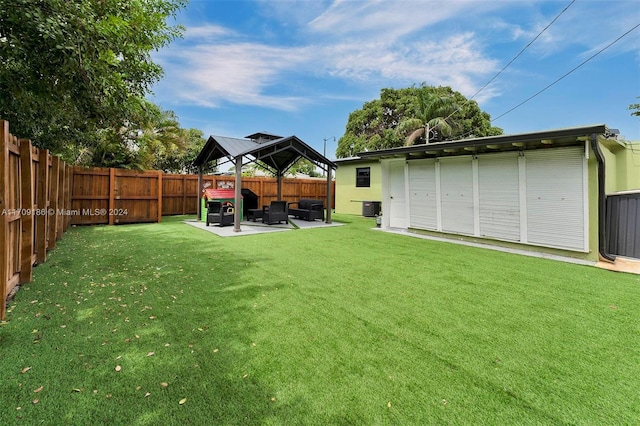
xmin=1 ymin=121 xmax=72 ymax=320
xmin=70 ymin=167 xmax=163 ymax=225
xmin=1 ymin=123 xmax=334 ymax=319
xmin=71 ymin=169 xmax=336 ymax=225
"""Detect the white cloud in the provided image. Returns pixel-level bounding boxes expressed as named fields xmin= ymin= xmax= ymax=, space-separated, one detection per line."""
xmin=156 ymin=40 xmax=315 ymax=110
xmin=157 ymin=28 xmax=499 ymax=109
xmin=307 ymin=0 xmax=497 ymax=41
xmin=182 ymin=24 xmax=234 ymax=40
xmin=156 ymin=1 xmax=545 ymax=111
xmin=316 ymin=31 xmax=499 ymax=97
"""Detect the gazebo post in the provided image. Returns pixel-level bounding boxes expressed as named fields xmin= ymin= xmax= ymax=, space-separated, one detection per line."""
xmin=234 ymin=156 xmax=242 ymax=232
xmin=326 ymin=167 xmax=332 ymax=224
xmin=197 ymin=165 xmax=203 ymax=220
xmin=277 ymin=170 xmax=282 ymax=200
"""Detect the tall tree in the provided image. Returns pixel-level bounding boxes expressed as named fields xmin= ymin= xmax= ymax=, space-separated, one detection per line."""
xmin=135 ymin=103 xmax=187 ymax=170
xmin=0 ymin=0 xmax=185 ymax=160
xmin=336 ymin=85 xmax=502 ymax=158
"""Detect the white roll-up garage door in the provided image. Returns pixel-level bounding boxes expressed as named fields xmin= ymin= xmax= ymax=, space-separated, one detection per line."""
xmin=404 ymin=147 xmax=587 ymax=252
xmin=477 ymin=152 xmax=521 ymax=241
xmin=440 ymin=156 xmax=474 ymax=235
xmin=408 ymin=160 xmax=437 ymax=230
xmin=525 ymin=147 xmax=586 ymax=251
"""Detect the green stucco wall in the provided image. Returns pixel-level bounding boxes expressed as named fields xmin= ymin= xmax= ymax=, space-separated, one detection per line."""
xmin=335 ymin=159 xmax=382 ymax=215
xmin=601 ymin=139 xmax=640 ymax=193
xmin=613 ymin=145 xmax=640 ymax=191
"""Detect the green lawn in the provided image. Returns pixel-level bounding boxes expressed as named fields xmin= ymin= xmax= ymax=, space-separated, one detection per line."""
xmin=1 ymin=215 xmax=639 ymax=425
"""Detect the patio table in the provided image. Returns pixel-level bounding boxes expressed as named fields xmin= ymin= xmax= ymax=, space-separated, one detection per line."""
xmin=246 ymin=208 xmax=264 ymax=222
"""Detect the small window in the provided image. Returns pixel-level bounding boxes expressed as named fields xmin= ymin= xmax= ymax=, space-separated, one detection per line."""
xmin=356 ymin=167 xmax=370 ymax=187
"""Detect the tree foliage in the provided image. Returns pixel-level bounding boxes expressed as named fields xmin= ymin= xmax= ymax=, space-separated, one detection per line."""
xmin=336 ymin=85 xmax=503 ymax=158
xmin=396 ymin=89 xmax=460 ymax=145
xmin=0 ymin=0 xmax=186 ymax=164
xmin=287 ymin=159 xmax=321 ymax=177
xmin=74 ymin=101 xmax=206 ymax=172
xmin=153 ymin=128 xmax=213 ymax=174
xmin=240 ymin=159 xmax=321 ymax=178
xmin=629 ymin=98 xmax=640 ymax=117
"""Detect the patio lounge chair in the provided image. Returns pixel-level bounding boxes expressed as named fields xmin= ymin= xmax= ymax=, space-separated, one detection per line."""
xmin=262 ymin=200 xmax=288 ymax=225
xmin=206 ymin=201 xmax=234 ymax=227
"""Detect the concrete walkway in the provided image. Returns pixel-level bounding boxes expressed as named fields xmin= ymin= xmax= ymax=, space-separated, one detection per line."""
xmin=184 ymin=217 xmax=343 ymax=237
xmin=376 ymin=227 xmax=597 ymax=267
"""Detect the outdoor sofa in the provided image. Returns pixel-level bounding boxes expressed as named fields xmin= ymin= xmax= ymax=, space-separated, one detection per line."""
xmin=288 ymin=199 xmax=324 ymax=221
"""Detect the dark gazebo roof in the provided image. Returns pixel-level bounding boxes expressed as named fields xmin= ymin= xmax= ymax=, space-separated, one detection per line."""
xmin=245 ymin=131 xmax=282 ymax=142
xmin=193 ymin=133 xmax=336 ymax=174
xmin=193 ymin=132 xmax=337 ymax=230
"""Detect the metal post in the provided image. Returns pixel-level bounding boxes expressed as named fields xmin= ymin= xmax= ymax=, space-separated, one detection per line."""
xmin=197 ymin=165 xmax=203 ymax=220
xmin=323 ymin=136 xmax=335 ymax=177
xmin=234 ymin=156 xmax=242 ymax=232
xmin=326 ymin=167 xmax=332 ymax=224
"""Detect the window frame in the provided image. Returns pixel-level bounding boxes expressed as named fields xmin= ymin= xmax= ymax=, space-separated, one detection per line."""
xmin=355 ymin=167 xmax=371 ymax=188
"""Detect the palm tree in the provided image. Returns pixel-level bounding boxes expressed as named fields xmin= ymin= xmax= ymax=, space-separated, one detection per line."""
xmin=75 ymin=101 xmax=188 ymax=169
xmin=135 ymin=105 xmax=187 ymax=170
xmin=396 ymin=88 xmax=460 ymax=146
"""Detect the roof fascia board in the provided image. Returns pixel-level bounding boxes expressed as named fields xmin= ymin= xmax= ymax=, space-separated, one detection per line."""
xmin=357 ymin=124 xmax=608 ymax=159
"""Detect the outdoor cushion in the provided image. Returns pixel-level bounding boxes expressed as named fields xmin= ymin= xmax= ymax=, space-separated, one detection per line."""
xmin=288 ymin=199 xmax=324 ymax=221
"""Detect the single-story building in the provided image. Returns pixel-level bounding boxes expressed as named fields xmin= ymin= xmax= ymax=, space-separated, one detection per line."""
xmin=353 ymin=124 xmax=639 ymax=265
xmin=334 ymin=157 xmax=382 ymax=215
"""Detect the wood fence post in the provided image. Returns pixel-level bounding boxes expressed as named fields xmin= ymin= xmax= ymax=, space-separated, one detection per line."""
xmin=0 ymin=121 xmax=9 ymax=320
xmin=63 ymin=163 xmax=71 ymax=230
xmin=56 ymin=162 xmax=65 ymax=240
xmin=48 ymin=156 xmax=60 ymax=248
xmin=108 ymin=168 xmax=115 ymax=225
xmin=36 ymin=149 xmax=50 ymax=264
xmin=157 ymin=171 xmax=162 ymax=223
xmin=19 ymin=139 xmax=34 ymax=283
xmin=182 ymin=174 xmax=187 ymax=215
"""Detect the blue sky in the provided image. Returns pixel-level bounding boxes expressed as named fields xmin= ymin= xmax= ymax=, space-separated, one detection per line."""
xmin=150 ymin=0 xmax=640 ymax=158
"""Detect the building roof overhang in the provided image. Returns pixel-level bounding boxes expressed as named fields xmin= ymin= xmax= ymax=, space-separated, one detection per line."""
xmin=357 ymin=124 xmax=614 ymax=160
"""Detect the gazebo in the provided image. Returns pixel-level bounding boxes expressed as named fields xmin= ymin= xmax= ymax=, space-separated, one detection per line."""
xmin=193 ymin=132 xmax=337 ymax=232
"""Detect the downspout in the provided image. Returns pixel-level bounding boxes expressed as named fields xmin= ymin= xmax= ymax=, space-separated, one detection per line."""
xmin=590 ymin=133 xmax=616 ymax=262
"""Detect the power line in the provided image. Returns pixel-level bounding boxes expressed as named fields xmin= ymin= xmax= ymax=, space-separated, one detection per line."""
xmin=492 ymin=23 xmax=640 ymax=122
xmin=444 ymin=0 xmax=576 ymax=122
xmin=468 ymin=0 xmax=575 ymax=104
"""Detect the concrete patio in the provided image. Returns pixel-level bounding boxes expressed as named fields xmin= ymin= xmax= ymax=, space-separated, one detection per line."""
xmin=184 ymin=217 xmax=343 ymax=237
